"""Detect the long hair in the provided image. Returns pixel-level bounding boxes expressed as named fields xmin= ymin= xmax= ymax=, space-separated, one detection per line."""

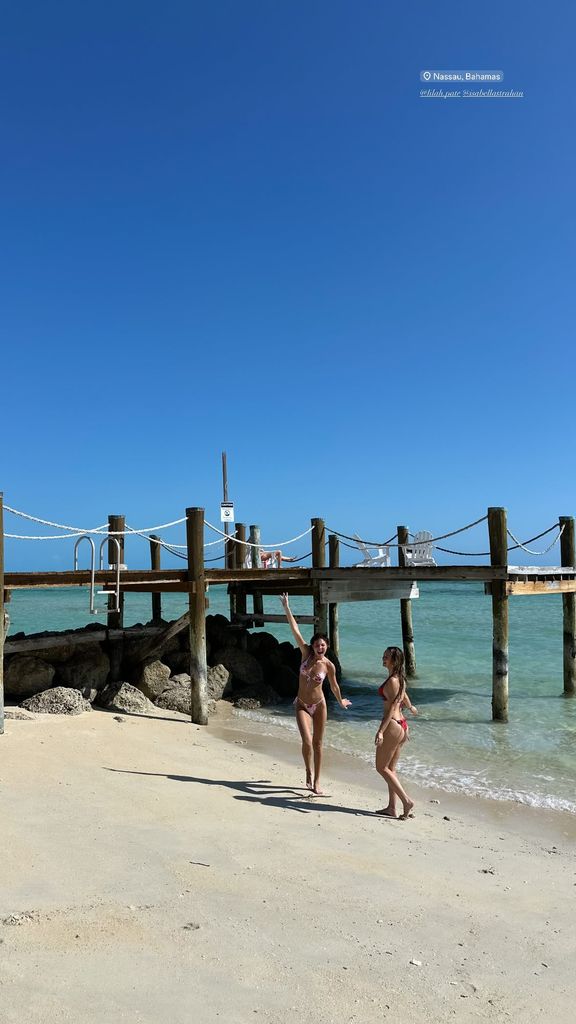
xmin=303 ymin=633 xmax=329 ymax=666
xmin=384 ymin=646 xmax=406 ymax=702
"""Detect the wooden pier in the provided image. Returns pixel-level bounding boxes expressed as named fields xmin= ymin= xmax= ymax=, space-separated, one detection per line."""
xmin=1 ymin=500 xmax=575 ymax=731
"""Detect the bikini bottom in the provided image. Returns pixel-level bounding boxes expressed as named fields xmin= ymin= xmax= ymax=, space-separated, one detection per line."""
xmin=293 ymin=697 xmax=324 ymax=717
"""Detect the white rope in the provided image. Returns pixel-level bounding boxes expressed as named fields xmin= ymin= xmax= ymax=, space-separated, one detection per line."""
xmin=4 ymin=504 xmax=187 ymax=535
xmin=506 ymin=524 xmax=565 ymax=556
xmin=203 ymin=520 xmax=313 ymax=548
xmin=5 ymin=527 xmax=108 ymax=540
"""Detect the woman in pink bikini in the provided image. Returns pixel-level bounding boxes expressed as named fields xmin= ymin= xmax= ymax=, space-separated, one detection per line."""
xmin=280 ymin=593 xmax=351 ymax=795
xmin=375 ymin=646 xmax=416 ymax=820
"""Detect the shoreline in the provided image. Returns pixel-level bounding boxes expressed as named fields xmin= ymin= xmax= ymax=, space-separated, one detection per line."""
xmin=211 ymin=702 xmax=576 ymax=846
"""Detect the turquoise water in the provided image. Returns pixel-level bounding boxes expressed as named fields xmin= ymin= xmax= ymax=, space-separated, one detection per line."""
xmin=6 ymin=583 xmax=576 ymax=813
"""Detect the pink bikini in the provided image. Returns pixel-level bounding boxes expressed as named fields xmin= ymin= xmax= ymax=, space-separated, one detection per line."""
xmin=294 ymin=656 xmax=327 ymax=717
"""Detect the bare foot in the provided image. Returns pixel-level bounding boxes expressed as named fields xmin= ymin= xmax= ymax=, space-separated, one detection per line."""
xmin=376 ymin=807 xmax=398 ymax=818
xmin=306 ymin=773 xmax=313 ymax=791
xmin=311 ymin=785 xmax=325 ymax=796
xmin=399 ymin=800 xmax=415 ymax=820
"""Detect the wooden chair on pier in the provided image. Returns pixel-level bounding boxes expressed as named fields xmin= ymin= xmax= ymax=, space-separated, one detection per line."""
xmin=402 ymin=531 xmax=437 ymax=567
xmin=353 ymin=535 xmax=392 ymax=568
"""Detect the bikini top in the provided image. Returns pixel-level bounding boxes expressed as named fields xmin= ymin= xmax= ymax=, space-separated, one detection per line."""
xmin=300 ymin=656 xmax=327 ymax=684
xmin=379 ymin=681 xmax=403 ymax=702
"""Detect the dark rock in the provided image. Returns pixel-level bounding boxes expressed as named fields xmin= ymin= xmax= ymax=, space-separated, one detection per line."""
xmin=206 ymin=614 xmax=238 ymax=650
xmin=234 ymin=697 xmax=261 ymax=710
xmin=5 ymin=656 xmax=56 ymax=700
xmin=21 ymin=687 xmax=91 ymax=715
xmin=211 ymin=648 xmax=263 ymax=688
xmin=155 ymin=684 xmax=191 ymax=715
xmin=266 ymin=663 xmax=299 ymax=699
xmin=57 ymin=647 xmax=110 ymax=700
xmin=233 ymin=682 xmax=281 ymax=707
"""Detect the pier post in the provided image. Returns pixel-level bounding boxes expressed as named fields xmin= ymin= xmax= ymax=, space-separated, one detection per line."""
xmin=149 ymin=535 xmax=162 ymax=624
xmin=107 ymin=515 xmax=125 ymax=630
xmin=234 ymin=523 xmax=247 ymax=618
xmin=397 ymin=525 xmax=416 ymax=677
xmin=559 ymin=516 xmax=576 ymax=696
xmin=0 ymin=493 xmax=4 ymax=735
xmin=186 ymin=507 xmax=208 ymax=725
xmin=311 ymin=517 xmax=328 ymax=635
xmin=249 ymin=524 xmax=264 ymax=623
xmin=328 ymin=534 xmax=340 ymax=656
xmin=488 ymin=506 xmax=509 ymax=722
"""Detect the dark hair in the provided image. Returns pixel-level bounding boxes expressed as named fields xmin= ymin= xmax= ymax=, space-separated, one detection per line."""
xmin=309 ymin=633 xmax=329 ymax=647
xmin=384 ymin=646 xmax=406 ymax=702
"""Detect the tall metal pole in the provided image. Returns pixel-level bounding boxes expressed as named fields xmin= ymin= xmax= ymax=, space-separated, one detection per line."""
xmin=222 ymin=451 xmax=231 ymax=569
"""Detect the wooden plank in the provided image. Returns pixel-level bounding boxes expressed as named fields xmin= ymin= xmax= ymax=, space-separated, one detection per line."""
xmin=309 ymin=566 xmax=506 ymax=581
xmin=234 ymin=613 xmax=316 ymax=625
xmin=319 ymin=581 xmax=419 ymax=603
xmin=4 ymin=569 xmax=192 ymax=588
xmin=4 ymin=625 xmax=165 ymax=655
xmin=502 ymin=579 xmax=576 ymax=596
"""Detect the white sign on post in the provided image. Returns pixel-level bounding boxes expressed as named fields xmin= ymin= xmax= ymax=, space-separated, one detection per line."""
xmin=220 ymin=502 xmax=235 ymax=523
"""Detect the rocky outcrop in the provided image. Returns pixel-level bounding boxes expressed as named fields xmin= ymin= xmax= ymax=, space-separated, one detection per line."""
xmin=98 ymin=682 xmax=156 ymax=715
xmin=211 ymin=648 xmax=263 ymax=688
xmin=57 ymin=647 xmax=110 ymax=701
xmin=21 ymin=687 xmax=92 ymax=715
xmin=5 ymin=657 xmax=56 ymax=700
xmin=207 ymin=664 xmax=230 ymax=701
xmin=134 ymin=659 xmax=172 ymax=701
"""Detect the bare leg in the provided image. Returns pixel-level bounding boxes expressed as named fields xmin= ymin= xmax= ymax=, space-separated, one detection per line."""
xmin=375 ymin=723 xmax=414 ymax=819
xmin=311 ymin=700 xmax=327 ymax=794
xmin=295 ymin=706 xmax=313 ymax=788
xmin=379 ymin=734 xmax=407 ymax=816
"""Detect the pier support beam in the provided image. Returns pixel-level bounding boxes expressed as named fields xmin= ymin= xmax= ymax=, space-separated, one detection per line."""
xmin=311 ymin=517 xmax=327 ymax=636
xmin=397 ymin=525 xmax=416 ymax=677
xmin=328 ymin=534 xmax=340 ymax=656
xmin=0 ymin=493 xmax=4 ymax=735
xmin=234 ymin=523 xmax=247 ymax=618
xmin=249 ymin=524 xmax=264 ymax=624
xmin=186 ymin=507 xmax=208 ymax=725
xmin=107 ymin=514 xmax=125 ymax=630
xmin=488 ymin=506 xmax=509 ymax=721
xmin=559 ymin=516 xmax=576 ymax=696
xmin=149 ymin=535 xmax=162 ymax=624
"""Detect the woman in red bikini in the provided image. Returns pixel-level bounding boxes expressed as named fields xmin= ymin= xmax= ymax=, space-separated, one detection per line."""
xmin=375 ymin=646 xmax=416 ymax=820
xmin=280 ymin=593 xmax=351 ymax=795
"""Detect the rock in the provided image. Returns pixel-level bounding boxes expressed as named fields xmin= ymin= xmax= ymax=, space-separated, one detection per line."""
xmin=171 ymin=673 xmax=191 ymax=685
xmin=267 ymin=663 xmax=299 ymax=699
xmin=235 ymin=697 xmax=261 ymax=710
xmin=206 ymin=614 xmax=238 ymax=650
xmin=21 ymin=687 xmax=91 ymax=715
xmin=4 ymin=656 xmax=55 ymax=700
xmin=207 ymin=700 xmax=217 ymax=715
xmin=207 ymin=664 xmax=230 ymax=701
xmin=155 ymin=684 xmax=191 ymax=715
xmin=134 ymin=659 xmax=172 ymax=700
xmin=3 ymin=707 xmax=36 ymax=720
xmin=233 ymin=682 xmax=281 ymax=708
xmin=98 ymin=682 xmax=156 ymax=715
xmin=211 ymin=649 xmax=263 ymax=688
xmin=162 ymin=650 xmax=190 ymax=675
xmin=58 ymin=647 xmax=110 ymax=700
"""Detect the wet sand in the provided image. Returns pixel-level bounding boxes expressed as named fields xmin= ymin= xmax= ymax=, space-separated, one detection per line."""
xmin=1 ymin=702 xmax=574 ymax=1023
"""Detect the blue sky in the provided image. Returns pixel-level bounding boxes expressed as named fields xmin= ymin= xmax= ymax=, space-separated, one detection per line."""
xmin=2 ymin=1 xmax=575 ymax=570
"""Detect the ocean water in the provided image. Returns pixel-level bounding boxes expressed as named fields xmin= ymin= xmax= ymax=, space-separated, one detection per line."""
xmin=6 ymin=583 xmax=576 ymax=814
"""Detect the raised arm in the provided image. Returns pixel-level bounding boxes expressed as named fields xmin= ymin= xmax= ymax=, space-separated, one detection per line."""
xmin=280 ymin=593 xmax=308 ymax=656
xmin=325 ymin=661 xmax=352 ymax=710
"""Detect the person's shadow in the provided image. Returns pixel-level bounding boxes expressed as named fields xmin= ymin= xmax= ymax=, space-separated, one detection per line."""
xmin=104 ymin=768 xmax=378 ymax=817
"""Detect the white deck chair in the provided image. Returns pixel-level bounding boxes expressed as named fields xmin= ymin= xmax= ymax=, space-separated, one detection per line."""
xmin=353 ymin=534 xmax=391 ymax=568
xmin=402 ymin=531 xmax=436 ymax=567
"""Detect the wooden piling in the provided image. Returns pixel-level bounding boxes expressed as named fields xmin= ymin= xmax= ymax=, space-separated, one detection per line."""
xmin=234 ymin=523 xmax=247 ymax=617
xmin=149 ymin=535 xmax=162 ymax=623
xmin=328 ymin=534 xmax=340 ymax=656
xmin=249 ymin=525 xmax=264 ymax=622
xmin=559 ymin=516 xmax=576 ymax=696
xmin=107 ymin=514 xmax=125 ymax=630
xmin=311 ymin=517 xmax=328 ymax=635
xmin=186 ymin=507 xmax=208 ymax=725
xmin=0 ymin=492 xmax=4 ymax=735
xmin=488 ymin=506 xmax=509 ymax=721
xmin=397 ymin=525 xmax=416 ymax=677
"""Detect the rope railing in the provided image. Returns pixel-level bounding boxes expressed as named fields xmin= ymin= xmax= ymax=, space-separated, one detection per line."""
xmin=325 ymin=514 xmax=488 ymax=550
xmin=203 ymin=520 xmax=314 ymax=549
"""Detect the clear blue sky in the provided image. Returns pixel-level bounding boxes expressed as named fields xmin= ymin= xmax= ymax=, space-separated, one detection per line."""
xmin=2 ymin=1 xmax=575 ymax=570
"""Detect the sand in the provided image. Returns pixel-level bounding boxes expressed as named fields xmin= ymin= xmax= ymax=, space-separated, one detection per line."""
xmin=0 ymin=702 xmax=575 ymax=1024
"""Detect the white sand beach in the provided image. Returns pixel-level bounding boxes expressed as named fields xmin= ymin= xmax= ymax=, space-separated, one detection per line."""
xmin=1 ymin=703 xmax=575 ymax=1024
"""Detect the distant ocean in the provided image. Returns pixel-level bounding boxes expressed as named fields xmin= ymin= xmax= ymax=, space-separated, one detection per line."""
xmin=7 ymin=582 xmax=576 ymax=815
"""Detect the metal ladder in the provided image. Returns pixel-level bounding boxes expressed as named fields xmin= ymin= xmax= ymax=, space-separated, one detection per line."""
xmin=73 ymin=536 xmax=122 ymax=615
